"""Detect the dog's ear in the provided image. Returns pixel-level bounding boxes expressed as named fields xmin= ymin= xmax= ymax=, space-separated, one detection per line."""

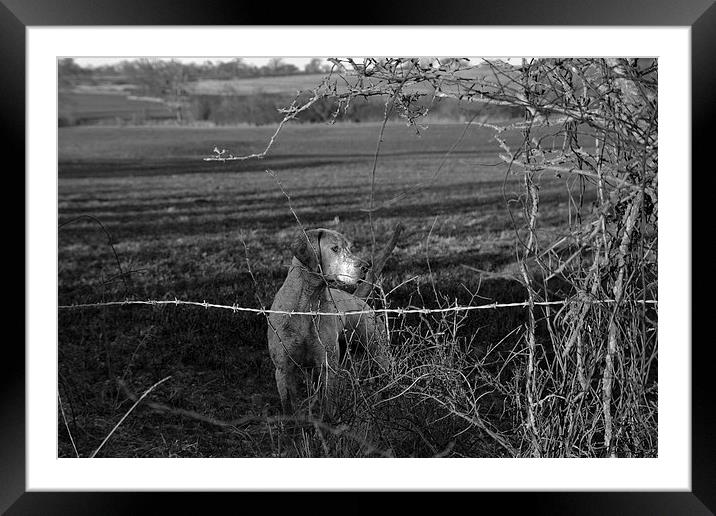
xmin=291 ymin=229 xmax=322 ymax=270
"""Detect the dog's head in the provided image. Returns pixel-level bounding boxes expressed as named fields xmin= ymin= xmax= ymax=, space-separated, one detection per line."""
xmin=291 ymin=228 xmax=368 ymax=285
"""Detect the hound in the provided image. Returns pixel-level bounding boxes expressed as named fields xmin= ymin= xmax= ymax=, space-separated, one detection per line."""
xmin=266 ymin=228 xmax=390 ymax=414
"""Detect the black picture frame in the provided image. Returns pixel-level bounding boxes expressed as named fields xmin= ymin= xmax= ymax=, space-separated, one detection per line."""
xmin=6 ymin=0 xmax=711 ymax=513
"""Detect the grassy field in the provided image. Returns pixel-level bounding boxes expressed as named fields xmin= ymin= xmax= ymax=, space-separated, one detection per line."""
xmin=58 ymin=122 xmax=593 ymax=458
xmin=186 ymin=73 xmax=329 ymax=95
xmin=59 ymin=92 xmax=176 ymax=125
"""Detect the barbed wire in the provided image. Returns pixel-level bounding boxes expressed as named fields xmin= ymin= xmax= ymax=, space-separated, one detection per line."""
xmin=58 ymin=298 xmax=657 ymax=317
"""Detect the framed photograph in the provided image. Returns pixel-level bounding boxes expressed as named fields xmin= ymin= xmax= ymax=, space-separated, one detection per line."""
xmin=9 ymin=0 xmax=711 ymax=512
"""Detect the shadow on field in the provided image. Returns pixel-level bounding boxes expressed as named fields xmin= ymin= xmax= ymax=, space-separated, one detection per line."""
xmin=59 ymin=158 xmax=353 ymax=179
xmin=58 ymin=148 xmax=495 ymax=179
xmin=58 ymin=187 xmax=586 ymax=244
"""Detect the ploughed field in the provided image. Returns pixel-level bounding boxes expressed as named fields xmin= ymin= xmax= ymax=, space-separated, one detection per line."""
xmin=58 ymin=122 xmax=590 ymax=457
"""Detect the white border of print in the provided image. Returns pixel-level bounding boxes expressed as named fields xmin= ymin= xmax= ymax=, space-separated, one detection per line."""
xmin=28 ymin=26 xmax=690 ymax=491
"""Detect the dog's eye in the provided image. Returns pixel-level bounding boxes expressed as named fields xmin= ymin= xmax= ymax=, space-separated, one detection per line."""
xmin=331 ymin=246 xmax=339 ymax=253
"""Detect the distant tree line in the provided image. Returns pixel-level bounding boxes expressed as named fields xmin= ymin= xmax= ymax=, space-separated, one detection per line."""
xmin=58 ymin=57 xmax=332 ymax=92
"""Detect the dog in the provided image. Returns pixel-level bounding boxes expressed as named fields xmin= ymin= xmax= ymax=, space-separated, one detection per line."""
xmin=266 ymin=228 xmax=390 ymax=414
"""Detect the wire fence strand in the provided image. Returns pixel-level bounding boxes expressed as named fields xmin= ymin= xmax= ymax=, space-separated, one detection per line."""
xmin=58 ymin=298 xmax=657 ymax=317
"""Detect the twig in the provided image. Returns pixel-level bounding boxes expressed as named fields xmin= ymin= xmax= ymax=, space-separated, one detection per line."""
xmin=89 ymin=375 xmax=171 ymax=458
xmin=58 ymin=215 xmax=132 ymax=296
xmin=58 ymin=392 xmax=80 ymax=458
xmin=354 ymin=222 xmax=405 ymax=300
xmin=203 ymin=93 xmax=325 ymax=162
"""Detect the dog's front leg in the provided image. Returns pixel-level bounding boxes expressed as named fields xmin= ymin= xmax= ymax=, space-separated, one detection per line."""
xmin=327 ymin=327 xmax=345 ymax=420
xmin=274 ymin=367 xmax=292 ymax=414
xmin=364 ymin=315 xmax=392 ymax=372
xmin=276 ymin=363 xmax=304 ymax=415
xmin=310 ymin=316 xmax=341 ymax=420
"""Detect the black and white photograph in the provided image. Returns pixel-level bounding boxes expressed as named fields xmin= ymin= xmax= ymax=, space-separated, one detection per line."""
xmin=5 ymin=2 xmax=709 ymax=508
xmin=56 ymin=56 xmax=659 ymax=460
